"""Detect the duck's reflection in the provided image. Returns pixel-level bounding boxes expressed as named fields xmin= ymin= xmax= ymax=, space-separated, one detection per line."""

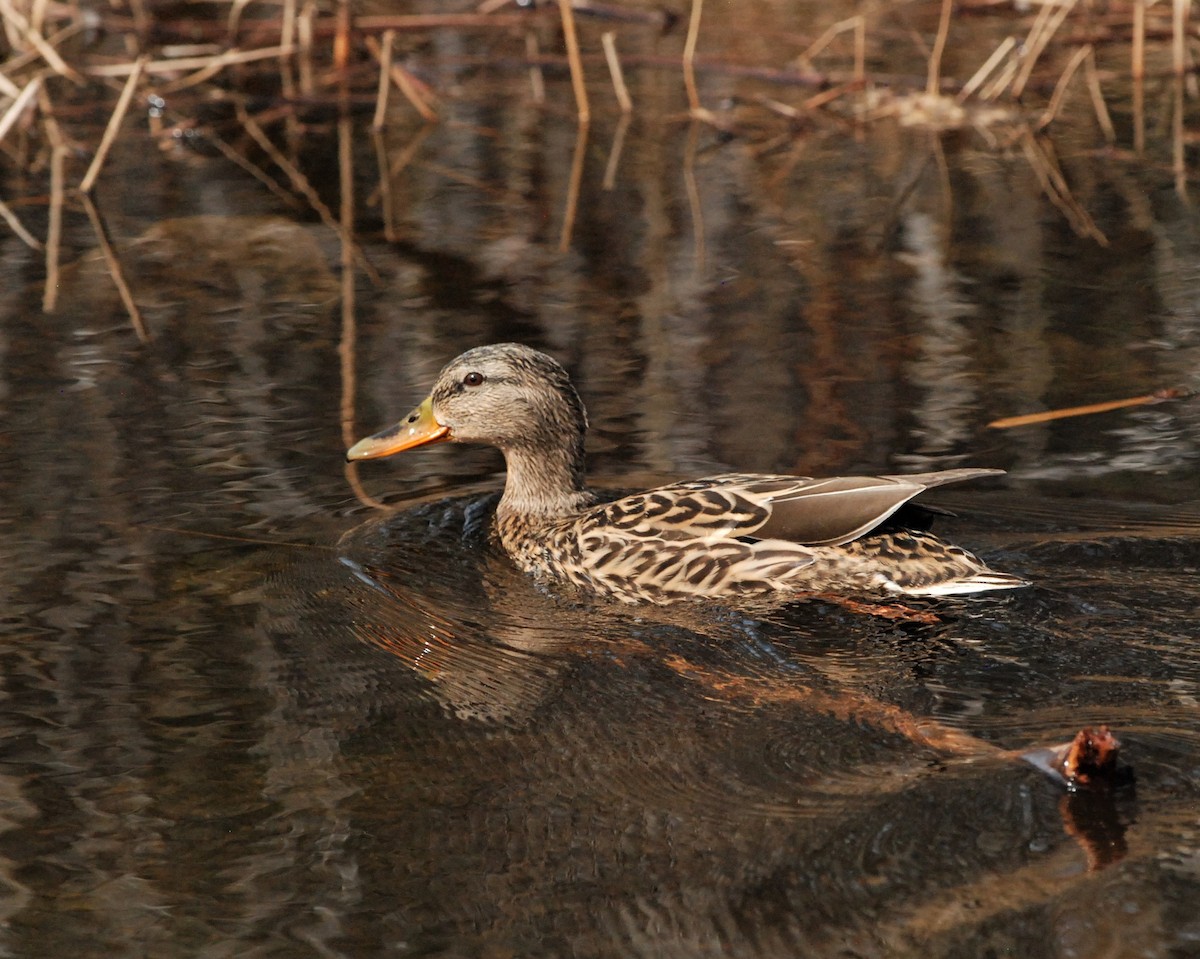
xmin=315 ymin=493 xmax=1133 ymax=871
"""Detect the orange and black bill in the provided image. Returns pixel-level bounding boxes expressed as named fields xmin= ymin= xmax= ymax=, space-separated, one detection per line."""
xmin=346 ymin=397 xmax=450 ymax=461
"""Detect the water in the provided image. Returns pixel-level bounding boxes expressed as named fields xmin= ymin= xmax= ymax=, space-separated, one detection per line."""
xmin=2 ymin=4 xmax=1200 ymax=955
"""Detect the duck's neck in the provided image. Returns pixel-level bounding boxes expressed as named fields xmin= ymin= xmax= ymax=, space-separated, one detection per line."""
xmin=497 ymin=439 xmax=594 ymax=520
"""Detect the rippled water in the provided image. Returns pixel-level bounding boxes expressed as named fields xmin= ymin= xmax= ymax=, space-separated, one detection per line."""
xmin=3 ymin=3 xmax=1200 ymax=956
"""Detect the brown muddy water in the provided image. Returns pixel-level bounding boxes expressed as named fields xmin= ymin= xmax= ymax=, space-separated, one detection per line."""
xmin=2 ymin=4 xmax=1200 ymax=957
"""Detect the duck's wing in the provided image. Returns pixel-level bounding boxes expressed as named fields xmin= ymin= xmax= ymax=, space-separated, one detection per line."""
xmin=591 ymin=469 xmax=1003 ymax=547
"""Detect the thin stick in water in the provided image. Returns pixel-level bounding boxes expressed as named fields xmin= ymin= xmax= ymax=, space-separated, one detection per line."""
xmin=988 ymin=388 xmax=1190 ymax=430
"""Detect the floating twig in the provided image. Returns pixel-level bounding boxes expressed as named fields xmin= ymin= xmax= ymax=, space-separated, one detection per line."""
xmin=988 ymin=387 xmax=1192 ymax=429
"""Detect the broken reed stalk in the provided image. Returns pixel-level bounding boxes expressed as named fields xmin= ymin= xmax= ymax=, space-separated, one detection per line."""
xmin=371 ymin=28 xmax=394 ymax=130
xmin=601 ymin=30 xmax=632 ymax=114
xmin=1084 ymin=49 xmax=1116 ymax=144
xmin=364 ymin=33 xmax=437 ymax=122
xmin=43 ymin=143 xmax=65 ymax=313
xmin=557 ymin=0 xmax=589 ymax=123
xmin=80 ymin=193 xmax=149 ymax=343
xmin=682 ymin=0 xmax=703 ymax=115
xmin=927 ymin=0 xmax=953 ymax=95
xmin=0 ymin=76 xmax=41 ymax=143
xmin=80 ymin=55 xmax=145 ymax=193
xmin=1011 ymin=0 xmax=1077 ymax=99
xmin=1132 ymin=0 xmax=1146 ymax=80
xmin=1172 ymin=0 xmax=1187 ymax=76
xmin=1035 ymin=43 xmax=1091 ymax=131
xmin=0 ymin=196 xmax=41 ymax=249
xmin=0 ymin=0 xmax=85 ymax=84
xmin=958 ymin=36 xmax=1015 ymax=102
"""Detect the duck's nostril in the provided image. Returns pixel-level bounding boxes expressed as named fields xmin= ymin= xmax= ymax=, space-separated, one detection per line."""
xmin=407 ymin=414 xmax=418 ymax=423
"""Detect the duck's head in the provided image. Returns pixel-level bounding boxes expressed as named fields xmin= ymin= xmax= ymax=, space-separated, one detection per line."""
xmin=347 ymin=343 xmax=588 ymax=462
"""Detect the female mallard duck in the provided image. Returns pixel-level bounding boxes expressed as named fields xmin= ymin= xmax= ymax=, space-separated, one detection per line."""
xmin=348 ymin=343 xmax=1025 ymax=604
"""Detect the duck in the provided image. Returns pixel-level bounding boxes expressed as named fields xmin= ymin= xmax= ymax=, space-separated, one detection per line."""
xmin=347 ymin=343 xmax=1025 ymax=605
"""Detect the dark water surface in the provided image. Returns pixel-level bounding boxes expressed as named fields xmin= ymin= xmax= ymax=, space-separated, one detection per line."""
xmin=3 ymin=5 xmax=1200 ymax=956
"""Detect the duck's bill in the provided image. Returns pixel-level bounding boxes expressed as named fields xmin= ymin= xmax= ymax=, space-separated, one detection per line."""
xmin=346 ymin=397 xmax=451 ymax=461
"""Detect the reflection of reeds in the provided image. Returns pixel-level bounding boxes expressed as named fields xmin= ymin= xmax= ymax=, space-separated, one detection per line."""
xmin=0 ymin=0 xmax=1192 ymax=315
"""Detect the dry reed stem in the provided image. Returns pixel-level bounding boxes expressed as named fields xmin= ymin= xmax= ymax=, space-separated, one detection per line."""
xmin=0 ymin=69 xmax=20 ymax=100
xmin=1132 ymin=0 xmax=1146 ymax=79
xmin=84 ymin=44 xmax=290 ymax=78
xmin=80 ymin=192 xmax=149 ymax=343
xmin=601 ymin=31 xmax=632 ymax=114
xmin=43 ymin=142 xmax=65 ymax=312
xmin=80 ymin=56 xmax=145 ymax=194
xmin=0 ymin=76 xmax=41 ymax=144
xmin=927 ymin=0 xmax=953 ymax=95
xmin=371 ymin=29 xmax=394 ymax=130
xmin=298 ymin=0 xmax=315 ymax=94
xmin=682 ymin=0 xmax=703 ymax=115
xmin=1012 ymin=0 xmax=1077 ymax=99
xmin=797 ymin=16 xmax=860 ymax=68
xmin=364 ymin=33 xmax=438 ymax=122
xmin=525 ymin=32 xmax=545 ymax=104
xmin=1034 ymin=43 xmax=1091 ymax=130
xmin=354 ymin=14 xmax=528 ymax=31
xmin=334 ymin=0 xmax=350 ymax=73
xmin=959 ymin=36 xmax=1016 ymax=102
xmin=0 ymin=0 xmax=84 ymax=84
xmin=558 ymin=0 xmax=590 ymax=124
xmin=558 ymin=120 xmax=588 ymax=253
xmin=0 ymin=195 xmax=41 ymax=249
xmin=1083 ymin=49 xmax=1116 ymax=144
xmin=1 ymin=20 xmax=85 ymax=78
xmin=279 ymin=0 xmax=297 ymax=90
xmin=1172 ymin=0 xmax=1187 ymax=75
xmin=39 ymin=86 xmax=65 ymax=314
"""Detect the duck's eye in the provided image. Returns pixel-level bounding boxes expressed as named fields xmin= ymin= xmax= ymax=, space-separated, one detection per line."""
xmin=463 ymin=371 xmax=485 ymax=387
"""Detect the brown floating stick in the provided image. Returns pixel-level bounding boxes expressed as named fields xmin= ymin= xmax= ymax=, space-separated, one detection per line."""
xmin=988 ymin=388 xmax=1191 ymax=429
